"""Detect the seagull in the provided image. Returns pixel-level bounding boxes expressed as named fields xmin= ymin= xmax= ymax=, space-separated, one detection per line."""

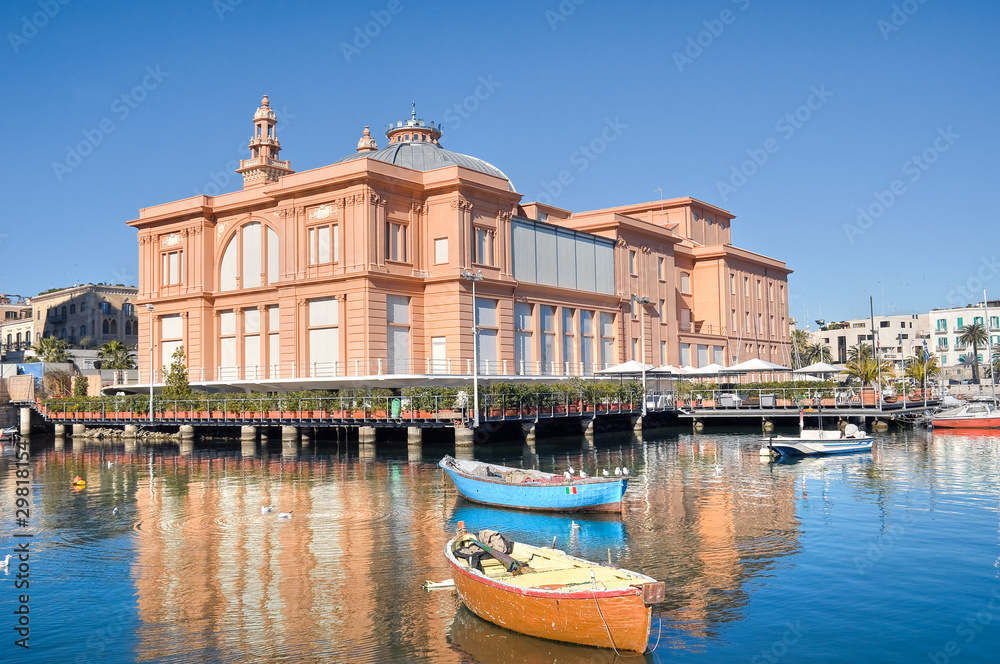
xmin=113 ymin=507 xmax=119 ymax=516
xmin=602 ymin=469 xmax=610 ymax=477
xmin=571 ymin=520 xmax=580 ymax=530
xmin=579 ymin=470 xmax=588 ymax=479
xmin=107 ymin=461 xmax=113 ymax=468
xmin=568 ymin=465 xmax=575 ymax=475
xmin=261 ymin=506 xmax=274 ymax=514
xmin=622 ymin=468 xmax=630 ymax=477
xmin=278 ymin=512 xmax=292 ymax=519
xmin=0 ymin=554 xmax=9 ymax=569
xmin=614 ymin=467 xmax=623 ymax=476
xmin=563 ymin=471 xmax=572 ymax=480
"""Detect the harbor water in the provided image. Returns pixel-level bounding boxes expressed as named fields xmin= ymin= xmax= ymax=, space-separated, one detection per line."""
xmin=1 ymin=427 xmax=998 ymax=663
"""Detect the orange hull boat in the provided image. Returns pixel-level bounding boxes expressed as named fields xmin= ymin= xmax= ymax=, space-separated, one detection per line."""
xmin=445 ymin=532 xmax=663 ymax=653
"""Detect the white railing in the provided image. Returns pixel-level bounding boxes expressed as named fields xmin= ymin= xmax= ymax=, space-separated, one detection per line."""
xmin=116 ymin=356 xmax=640 ymax=386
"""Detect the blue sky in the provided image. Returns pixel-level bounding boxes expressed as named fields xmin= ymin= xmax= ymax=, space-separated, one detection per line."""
xmin=3 ymin=0 xmax=997 ymax=328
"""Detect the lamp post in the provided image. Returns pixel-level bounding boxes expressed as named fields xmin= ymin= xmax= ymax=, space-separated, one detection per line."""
xmin=461 ymin=270 xmax=484 ymax=428
xmin=632 ymin=295 xmax=650 ymax=417
xmin=145 ymin=304 xmax=154 ymax=424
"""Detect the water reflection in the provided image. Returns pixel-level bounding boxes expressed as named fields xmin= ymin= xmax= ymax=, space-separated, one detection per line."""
xmin=1 ymin=428 xmax=998 ymax=662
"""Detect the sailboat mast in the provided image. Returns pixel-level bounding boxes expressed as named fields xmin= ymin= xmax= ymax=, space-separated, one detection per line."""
xmin=984 ymin=290 xmax=998 ymax=407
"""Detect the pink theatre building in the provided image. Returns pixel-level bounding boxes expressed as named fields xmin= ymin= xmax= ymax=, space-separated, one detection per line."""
xmin=127 ymin=96 xmax=791 ymax=389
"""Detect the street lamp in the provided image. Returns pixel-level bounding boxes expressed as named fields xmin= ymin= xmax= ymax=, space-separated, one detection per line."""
xmin=632 ymin=295 xmax=650 ymax=417
xmin=461 ymin=269 xmax=484 ymax=428
xmin=145 ymin=304 xmax=154 ymax=424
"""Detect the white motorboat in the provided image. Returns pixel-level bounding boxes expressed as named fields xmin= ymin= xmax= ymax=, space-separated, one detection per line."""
xmin=761 ymin=412 xmax=873 ymax=456
xmin=930 ymin=402 xmax=1000 ymax=429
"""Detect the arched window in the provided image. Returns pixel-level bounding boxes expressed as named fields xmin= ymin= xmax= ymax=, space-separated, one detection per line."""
xmin=103 ymin=320 xmax=110 ymax=335
xmin=219 ymin=221 xmax=279 ymax=291
xmin=110 ymin=319 xmax=118 ymax=336
xmin=124 ymin=321 xmax=131 ymax=335
xmin=80 ymin=325 xmax=86 ymax=336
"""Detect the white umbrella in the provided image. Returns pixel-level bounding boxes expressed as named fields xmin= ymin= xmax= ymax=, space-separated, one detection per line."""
xmin=685 ymin=363 xmax=727 ymax=376
xmin=596 ymin=360 xmax=656 ymax=374
xmin=793 ymin=361 xmax=840 ymax=374
xmin=728 ymin=358 xmax=790 ymax=372
xmin=650 ymin=364 xmax=690 ymax=375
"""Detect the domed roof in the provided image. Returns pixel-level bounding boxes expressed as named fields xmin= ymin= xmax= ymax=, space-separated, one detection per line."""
xmin=335 ymin=141 xmax=514 ymax=190
xmin=335 ymin=107 xmax=514 ymax=191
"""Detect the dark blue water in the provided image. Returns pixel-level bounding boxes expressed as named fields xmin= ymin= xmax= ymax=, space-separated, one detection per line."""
xmin=0 ymin=428 xmax=997 ymax=663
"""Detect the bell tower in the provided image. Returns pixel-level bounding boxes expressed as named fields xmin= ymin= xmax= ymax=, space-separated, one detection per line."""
xmin=236 ymin=95 xmax=294 ymax=188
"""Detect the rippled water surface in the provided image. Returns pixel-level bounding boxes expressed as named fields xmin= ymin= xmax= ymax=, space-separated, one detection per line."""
xmin=1 ymin=427 xmax=999 ymax=663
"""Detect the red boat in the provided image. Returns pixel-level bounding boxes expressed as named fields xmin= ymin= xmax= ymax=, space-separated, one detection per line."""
xmin=931 ymin=403 xmax=1000 ymax=429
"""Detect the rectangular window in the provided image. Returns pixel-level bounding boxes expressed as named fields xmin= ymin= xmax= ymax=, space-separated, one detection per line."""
xmin=744 ymin=276 xmax=749 ymax=296
xmin=629 ymin=250 xmax=636 ymax=275
xmin=475 ymin=298 xmax=498 ymax=373
xmin=562 ymin=308 xmax=575 ymax=372
xmin=658 ymin=257 xmax=664 ymax=281
xmin=540 ymin=305 xmax=556 ymax=373
xmin=880 ymin=321 xmax=890 ymax=328
xmin=599 ymin=312 xmax=615 ymax=368
xmin=268 ymin=305 xmax=279 ymax=376
xmin=658 ymin=299 xmax=665 ymax=321
xmin=162 ymin=251 xmax=183 ymax=286
xmin=308 ymin=225 xmax=335 ymax=265
xmin=474 ymin=228 xmax=493 ymax=266
xmin=386 ymin=295 xmax=410 ymax=373
xmin=757 ymin=313 xmax=762 ymax=334
xmin=680 ymin=272 xmax=691 ymax=295
xmin=730 ymin=273 xmax=736 ymax=295
xmin=631 ymin=337 xmax=640 ymax=361
xmin=681 ymin=308 xmax=692 ymax=332
xmin=431 ymin=336 xmax=447 ymax=374
xmin=769 ymin=315 xmax=774 ymax=335
xmin=308 ymin=297 xmax=339 ymax=375
xmin=697 ymin=344 xmax=709 ymax=367
xmin=581 ymin=310 xmax=594 ymax=374
xmin=219 ymin=310 xmax=236 ymax=379
xmin=679 ymin=343 xmax=690 ymax=367
xmin=745 ymin=311 xmax=750 ymax=331
xmin=768 ymin=283 xmax=773 ymax=301
xmin=434 ymin=237 xmax=448 ymax=264
xmin=756 ymin=279 xmax=761 ymax=299
xmin=937 ymin=318 xmax=946 ymax=331
xmin=660 ymin=340 xmax=667 ymax=364
xmin=779 ymin=284 xmax=784 ymax=304
xmin=732 ymin=309 xmax=737 ymax=331
xmin=387 ymin=221 xmax=408 ymax=262
xmin=160 ymin=314 xmax=183 ymax=377
xmin=514 ymin=302 xmax=533 ymax=373
xmin=713 ymin=346 xmax=724 ymax=365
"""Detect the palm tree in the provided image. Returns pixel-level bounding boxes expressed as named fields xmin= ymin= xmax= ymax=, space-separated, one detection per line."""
xmin=32 ymin=336 xmax=69 ymax=363
xmin=848 ymin=343 xmax=873 ymax=363
xmin=843 ymin=353 xmax=892 ymax=387
xmin=991 ymin=342 xmax=1000 ymax=383
xmin=98 ymin=340 xmax=136 ymax=369
xmin=790 ymin=329 xmax=810 ymax=369
xmin=904 ymin=352 xmax=940 ymax=391
xmin=802 ymin=342 xmax=833 ymax=365
xmin=957 ymin=322 xmax=989 ymax=383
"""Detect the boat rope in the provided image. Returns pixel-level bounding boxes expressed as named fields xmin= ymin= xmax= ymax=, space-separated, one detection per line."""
xmin=591 ymin=570 xmax=621 ymax=656
xmin=649 ymin=609 xmax=663 ymax=652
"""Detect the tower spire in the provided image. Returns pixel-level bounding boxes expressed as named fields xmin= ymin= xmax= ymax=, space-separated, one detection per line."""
xmin=236 ymin=95 xmax=294 ymax=189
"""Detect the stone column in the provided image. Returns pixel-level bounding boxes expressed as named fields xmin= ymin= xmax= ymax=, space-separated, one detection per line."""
xmin=72 ymin=423 xmax=87 ymax=436
xmin=19 ymin=406 xmax=31 ymax=436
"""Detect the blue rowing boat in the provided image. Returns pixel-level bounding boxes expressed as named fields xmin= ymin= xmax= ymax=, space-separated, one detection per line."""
xmin=439 ymin=456 xmax=628 ymax=513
